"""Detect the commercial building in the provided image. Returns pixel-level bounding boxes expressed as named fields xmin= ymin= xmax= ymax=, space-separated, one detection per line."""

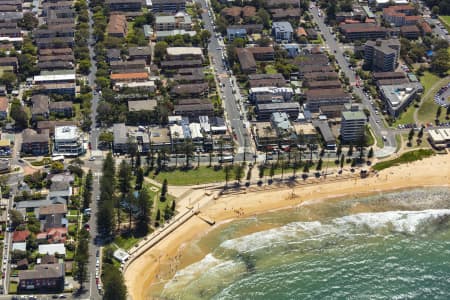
xmin=249 ymin=87 xmax=294 ymax=103
xmin=379 ymin=83 xmax=422 ymax=117
xmin=0 ymin=97 xmax=8 ymax=119
xmin=256 ymin=102 xmax=300 ymax=120
xmin=113 ymin=123 xmax=151 ymax=154
xmin=428 ymin=128 xmax=450 ymax=149
xmin=364 ymin=39 xmax=400 ymax=72
xmin=272 ymin=21 xmax=294 ymax=42
xmin=340 ymin=106 xmax=367 ymax=143
xmin=53 ymin=126 xmax=85 ymax=157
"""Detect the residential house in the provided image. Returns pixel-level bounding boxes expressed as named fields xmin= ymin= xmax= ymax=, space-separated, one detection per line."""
xmin=0 ymin=96 xmax=8 ymax=119
xmin=38 ymin=244 xmax=66 ymax=256
xmin=31 ymin=94 xmax=49 ymax=121
xmin=53 ymin=126 xmax=85 ymax=156
xmin=38 ymin=203 xmax=67 ymax=231
xmin=173 ymin=68 xmax=205 ymax=83
xmin=21 ymin=129 xmax=50 ymax=155
xmin=12 ymin=230 xmax=30 ymax=243
xmin=107 ymin=14 xmax=127 ymax=38
xmin=171 ymin=83 xmax=209 ymax=98
xmin=272 ymin=21 xmax=294 ymax=43
xmin=128 ymin=46 xmax=152 ymax=64
xmin=18 ymin=264 xmax=65 ymax=292
xmin=265 ymin=0 xmax=299 ymax=7
xmin=152 ymin=0 xmax=186 ymax=13
xmin=37 ymin=227 xmax=68 ymax=244
xmin=49 ymin=101 xmax=73 ymax=117
xmin=110 ymin=59 xmax=146 ymax=72
xmin=305 ymin=80 xmax=342 ymax=89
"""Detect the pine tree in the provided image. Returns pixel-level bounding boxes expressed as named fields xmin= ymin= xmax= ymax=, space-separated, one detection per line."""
xmin=135 ymin=168 xmax=144 ymax=190
xmin=367 ymin=147 xmax=374 ymax=159
xmin=103 ymin=264 xmax=127 ymax=300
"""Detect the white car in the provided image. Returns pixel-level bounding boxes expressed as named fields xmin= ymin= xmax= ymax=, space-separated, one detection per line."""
xmin=89 ymin=156 xmax=95 ymax=161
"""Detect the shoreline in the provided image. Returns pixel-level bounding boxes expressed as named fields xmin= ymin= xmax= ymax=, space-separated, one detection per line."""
xmin=124 ymin=154 xmax=450 ymax=300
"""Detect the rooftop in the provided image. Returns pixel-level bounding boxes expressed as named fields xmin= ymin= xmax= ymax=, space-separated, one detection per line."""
xmin=55 ymin=126 xmax=80 ymax=141
xmin=272 ymin=21 xmax=294 ymax=32
xmin=128 ymin=99 xmax=157 ymax=112
xmin=167 ymin=47 xmax=203 ymax=56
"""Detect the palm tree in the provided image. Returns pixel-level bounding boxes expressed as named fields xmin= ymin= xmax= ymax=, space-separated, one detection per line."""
xmin=182 ymin=139 xmax=194 ymax=168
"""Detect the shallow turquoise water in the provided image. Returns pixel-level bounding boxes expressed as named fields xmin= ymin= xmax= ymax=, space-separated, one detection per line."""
xmin=154 ymin=188 xmax=450 ymax=300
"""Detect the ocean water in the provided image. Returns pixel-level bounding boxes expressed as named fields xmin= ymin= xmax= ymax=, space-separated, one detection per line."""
xmin=151 ymin=187 xmax=450 ymax=300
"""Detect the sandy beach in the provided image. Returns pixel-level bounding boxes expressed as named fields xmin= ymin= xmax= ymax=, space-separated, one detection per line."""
xmin=124 ymin=154 xmax=450 ymax=300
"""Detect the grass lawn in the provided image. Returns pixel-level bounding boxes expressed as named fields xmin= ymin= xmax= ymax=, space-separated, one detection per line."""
xmin=153 ymin=166 xmax=227 ymax=185
xmin=114 ymin=234 xmax=141 ymax=250
xmin=372 ymin=149 xmax=434 ymax=171
xmin=392 ymin=103 xmax=417 ymax=126
xmin=9 ymin=282 xmax=17 ymax=294
xmin=439 ymin=16 xmax=450 ymax=32
xmin=417 ymin=72 xmax=450 ymax=124
xmin=264 ymin=64 xmax=278 ymax=74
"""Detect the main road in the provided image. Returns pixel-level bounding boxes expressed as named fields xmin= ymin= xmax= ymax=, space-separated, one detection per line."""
xmin=309 ymin=4 xmax=397 ymax=156
xmin=197 ymin=0 xmax=254 ymax=158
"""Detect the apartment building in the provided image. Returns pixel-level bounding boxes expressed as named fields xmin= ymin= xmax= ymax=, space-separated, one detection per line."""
xmin=340 ymin=106 xmax=367 ymax=143
xmin=152 ymin=0 xmax=186 ymax=13
xmin=364 ymin=39 xmax=400 ymax=72
xmin=53 ymin=126 xmax=85 ymax=157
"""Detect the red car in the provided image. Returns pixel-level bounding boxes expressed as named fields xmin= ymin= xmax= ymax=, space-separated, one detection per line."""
xmin=84 ymin=223 xmax=91 ymax=231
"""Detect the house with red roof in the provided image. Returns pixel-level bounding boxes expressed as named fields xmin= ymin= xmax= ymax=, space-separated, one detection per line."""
xmin=12 ymin=230 xmax=30 ymax=243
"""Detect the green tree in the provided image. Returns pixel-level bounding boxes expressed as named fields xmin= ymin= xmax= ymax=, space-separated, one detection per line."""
xmin=430 ymin=48 xmax=450 ymax=75
xmin=316 ymin=158 xmax=323 ymax=171
xmin=9 ymin=209 xmax=23 ymax=229
xmin=269 ymin=163 xmax=275 ymax=180
xmin=19 ymin=12 xmax=38 ymax=30
xmin=161 ymin=178 xmax=168 ymax=201
xmin=154 ymin=41 xmax=168 ymax=62
xmin=135 ymin=167 xmax=144 ymax=190
xmin=103 ymin=264 xmax=127 ymax=300
xmin=50 ymin=161 xmax=64 ymax=173
xmin=234 ymin=164 xmax=244 ymax=183
xmin=118 ymin=160 xmax=132 ymax=230
xmin=136 ymin=187 xmax=152 ymax=235
xmin=0 ymin=72 xmax=16 ymax=90
xmin=224 ymin=164 xmax=233 ymax=188
xmin=256 ymin=8 xmax=270 ymax=29
xmin=347 ymin=144 xmax=353 ymax=156
xmin=74 ymin=229 xmax=90 ymax=291
xmin=79 ymin=59 xmax=91 ymax=75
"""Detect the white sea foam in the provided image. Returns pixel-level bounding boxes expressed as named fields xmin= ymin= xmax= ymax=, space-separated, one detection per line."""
xmin=220 ymin=209 xmax=450 ymax=253
xmin=163 ymin=254 xmax=245 ymax=292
